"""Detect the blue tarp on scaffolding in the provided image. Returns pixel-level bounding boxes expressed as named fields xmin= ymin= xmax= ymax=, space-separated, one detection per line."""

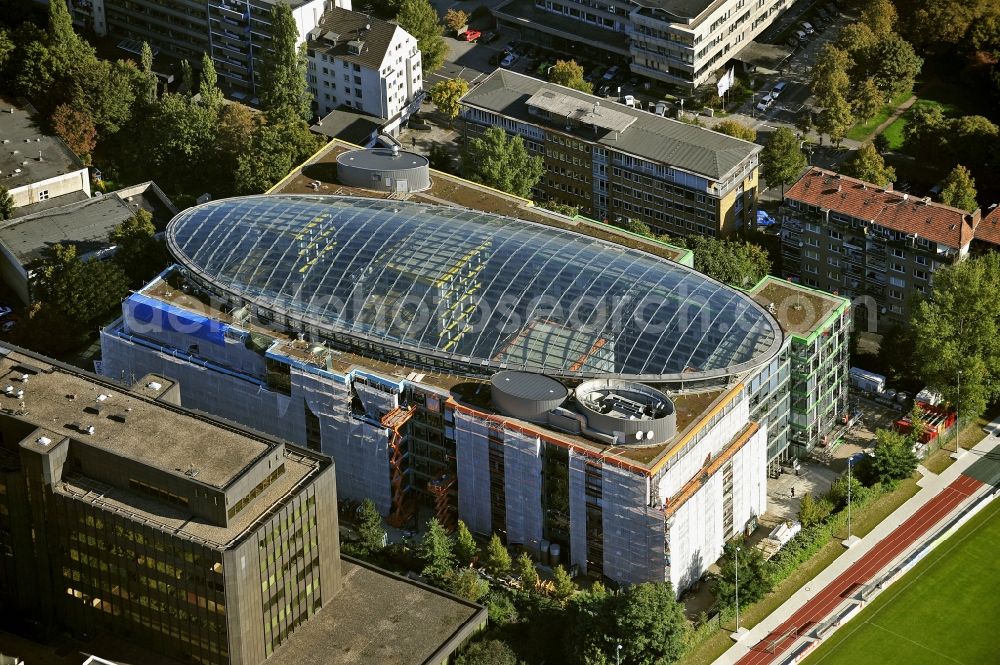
xmin=124 ymin=293 xmax=227 ymax=345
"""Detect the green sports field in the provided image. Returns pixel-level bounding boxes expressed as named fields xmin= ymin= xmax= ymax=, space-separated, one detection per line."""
xmin=804 ymin=495 xmax=1000 ymax=665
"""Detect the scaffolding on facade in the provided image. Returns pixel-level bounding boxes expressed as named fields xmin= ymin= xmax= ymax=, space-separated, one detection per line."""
xmin=382 ymin=405 xmax=416 ymax=527
xmin=428 ymin=474 xmax=456 ymax=531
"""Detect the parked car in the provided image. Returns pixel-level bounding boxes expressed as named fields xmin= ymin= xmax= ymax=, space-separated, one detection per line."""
xmin=653 ymin=100 xmax=670 ymax=116
xmin=0 ymin=305 xmax=12 ymax=319
xmin=622 ymin=94 xmax=637 ymax=107
xmin=462 ymin=29 xmax=481 ymax=42
xmin=771 ymin=81 xmax=787 ymax=98
xmin=597 ymin=83 xmax=611 ymax=96
xmin=755 ymin=93 xmax=774 ymax=112
xmin=795 ymin=29 xmax=809 ymax=43
xmin=500 ymin=52 xmax=517 ymax=68
xmin=602 ymin=65 xmax=620 ymax=81
xmin=800 ymin=21 xmax=814 ymax=35
xmin=481 ymin=31 xmax=499 ymax=44
xmin=787 ymin=36 xmax=801 ymax=47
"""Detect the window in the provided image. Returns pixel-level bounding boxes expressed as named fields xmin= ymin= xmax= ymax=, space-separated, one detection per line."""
xmin=38 ymin=190 xmax=49 ymax=201
xmin=914 ymin=269 xmax=928 ymax=280
xmin=828 ymin=229 xmax=842 ymax=240
xmin=891 ymin=248 xmax=905 ymax=258
xmin=891 ymin=262 xmax=905 ymax=273
xmin=889 ymin=276 xmax=906 ymax=288
xmin=889 ymin=289 xmax=903 ymax=300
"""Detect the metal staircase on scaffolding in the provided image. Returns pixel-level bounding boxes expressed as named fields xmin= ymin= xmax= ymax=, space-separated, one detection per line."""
xmin=428 ymin=474 xmax=456 ymax=532
xmin=382 ymin=405 xmax=416 ymax=528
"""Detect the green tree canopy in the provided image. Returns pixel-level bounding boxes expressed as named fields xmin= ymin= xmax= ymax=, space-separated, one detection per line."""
xmin=447 ymin=567 xmax=489 ymax=602
xmin=870 ymin=428 xmax=919 ymax=486
xmin=817 ymin=91 xmax=855 ymax=147
xmin=32 ymin=243 xmax=129 ymax=328
xmin=843 ymin=143 xmax=896 ymax=186
xmin=760 ymin=127 xmax=806 ymax=195
xmin=682 ymin=236 xmax=772 ymax=289
xmin=354 ymin=498 xmax=386 ymax=556
xmin=550 ymin=564 xmax=577 ymax=603
xmin=860 ymin=0 xmax=898 ymax=37
xmin=464 ymin=127 xmax=544 ymax=199
xmin=258 ymin=2 xmax=312 ymax=122
xmin=865 ymin=33 xmax=922 ymax=97
xmin=939 ymin=164 xmax=978 ymax=211
xmin=443 ymin=8 xmax=469 ymax=32
xmin=180 ymin=59 xmax=194 ymax=94
xmin=198 ymin=53 xmax=223 ymax=111
xmin=714 ymin=119 xmax=757 ymax=142
xmin=418 ymin=517 xmax=456 ymax=584
xmin=484 ymin=534 xmax=512 ymax=577
xmin=139 ymin=41 xmax=158 ymax=105
xmin=836 ymin=22 xmax=877 ymax=57
xmin=397 ymin=0 xmax=448 ymax=73
xmin=0 ymin=186 xmax=13 ymax=221
xmin=514 ymin=552 xmax=538 ymax=589
xmin=810 ymin=44 xmax=852 ymax=106
xmin=549 ymin=59 xmax=593 ymax=93
xmin=798 ymin=492 xmax=833 ymax=527
xmin=453 ymin=639 xmax=524 ymax=665
xmin=453 ymin=520 xmax=478 ymax=565
xmin=713 ymin=540 xmax=773 ymax=612
xmin=852 ymin=77 xmax=886 ymax=124
xmin=912 ymin=253 xmax=1000 ymax=419
xmin=72 ymin=59 xmax=140 ymax=135
xmin=109 ymin=209 xmax=170 ymax=287
xmin=429 ymin=78 xmax=469 ymax=122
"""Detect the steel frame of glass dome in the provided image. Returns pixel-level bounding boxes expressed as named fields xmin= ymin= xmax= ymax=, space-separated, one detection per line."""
xmin=166 ymin=195 xmax=784 ymax=385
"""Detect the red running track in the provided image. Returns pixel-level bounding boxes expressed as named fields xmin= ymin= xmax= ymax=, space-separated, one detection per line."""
xmin=736 ymin=473 xmax=984 ymax=665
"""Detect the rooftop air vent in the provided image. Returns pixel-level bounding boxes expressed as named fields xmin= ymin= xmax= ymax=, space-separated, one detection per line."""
xmin=37 ymin=436 xmax=52 ymax=446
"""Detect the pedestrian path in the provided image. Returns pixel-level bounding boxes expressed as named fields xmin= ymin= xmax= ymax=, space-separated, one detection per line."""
xmin=711 ymin=437 xmax=1000 ymax=665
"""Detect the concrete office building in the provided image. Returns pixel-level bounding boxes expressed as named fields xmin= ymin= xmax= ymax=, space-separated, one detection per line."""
xmin=0 ymin=181 xmax=176 ymax=304
xmin=0 ymin=96 xmax=91 ymax=214
xmin=65 ymin=0 xmax=349 ymax=98
xmin=0 ymin=347 xmax=340 ymax=665
xmin=306 ymin=8 xmax=423 ymax=136
xmin=460 ymin=70 xmax=760 ymax=238
xmin=492 ymin=0 xmax=793 ymax=89
xmin=99 ymin=194 xmax=786 ymax=591
xmin=780 ymin=168 xmax=981 ymax=328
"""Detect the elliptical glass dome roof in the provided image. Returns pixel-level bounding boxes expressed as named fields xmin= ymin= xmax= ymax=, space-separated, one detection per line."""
xmin=167 ymin=196 xmax=782 ymax=381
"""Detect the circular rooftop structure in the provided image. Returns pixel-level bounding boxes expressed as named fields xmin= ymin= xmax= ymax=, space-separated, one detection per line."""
xmin=491 ymin=371 xmax=569 ymax=423
xmin=336 ymin=146 xmax=430 ymax=193
xmin=166 ymin=195 xmax=782 ymax=382
xmin=575 ymin=379 xmax=676 ymax=445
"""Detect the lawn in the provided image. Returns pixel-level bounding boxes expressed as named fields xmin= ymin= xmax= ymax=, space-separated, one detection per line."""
xmin=880 ymin=98 xmax=953 ymax=150
xmin=803 ymin=497 xmax=1000 ymax=665
xmin=845 ymin=89 xmax=914 ymax=142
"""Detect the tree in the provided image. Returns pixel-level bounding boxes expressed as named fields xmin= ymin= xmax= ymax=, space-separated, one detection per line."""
xmin=761 ymin=127 xmax=806 ymax=196
xmin=429 ymin=78 xmax=469 ymax=123
xmin=47 ymin=0 xmax=95 ymax=75
xmin=713 ymin=540 xmax=773 ymax=612
xmin=829 ymin=471 xmax=866 ymax=510
xmin=453 ymin=639 xmax=524 ymax=665
xmin=684 ymin=236 xmax=772 ymax=288
xmin=852 ymin=78 xmax=886 ymax=124
xmin=484 ymin=534 xmax=512 ymax=577
xmin=903 ymin=103 xmax=947 ymax=161
xmin=0 ymin=28 xmax=13 ymax=73
xmin=447 ymin=567 xmax=489 ymax=602
xmin=609 ymin=583 xmax=688 ymax=665
xmin=234 ymin=122 xmax=296 ymax=195
xmin=794 ymin=109 xmax=816 ymax=136
xmin=258 ymin=2 xmax=312 ymax=122
xmin=354 ymin=498 xmax=386 ymax=556
xmin=513 ymin=552 xmax=538 ymax=589
xmin=912 ymin=254 xmax=1000 ymax=420
xmin=72 ymin=59 xmax=140 ymax=135
xmin=145 ymin=93 xmax=218 ymax=191
xmin=843 ymin=143 xmax=896 ymax=186
xmin=15 ymin=40 xmax=59 ymax=100
xmin=453 ymin=520 xmax=478 ymax=565
xmin=198 ymin=52 xmax=223 ymax=111
xmin=539 ymin=200 xmax=580 ymax=217
xmin=51 ymin=103 xmax=97 ymax=158
xmin=714 ymin=119 xmax=757 ymax=142
xmin=612 ymin=216 xmax=653 ymax=237
xmin=180 ymin=59 xmax=194 ymax=94
xmin=0 ymin=186 xmax=13 ymax=221
xmin=549 ymin=59 xmax=592 ymax=93
xmin=810 ymin=44 xmax=852 ymax=106
xmin=866 ymin=33 xmax=922 ymax=97
xmin=443 ymin=8 xmax=468 ymax=33
xmin=397 ymin=0 xmax=448 ymax=73
xmin=836 ymin=22 xmax=877 ymax=58
xmin=939 ymin=164 xmax=978 ymax=211
xmin=860 ymin=0 xmax=898 ymax=37
xmin=550 ymin=564 xmax=576 ymax=602
xmin=870 ymin=428 xmax=919 ymax=486
xmin=139 ymin=41 xmax=158 ymax=105
xmin=418 ymin=517 xmax=455 ymax=585
xmin=464 ymin=127 xmax=544 ymax=199
xmin=109 ymin=209 xmax=170 ymax=287
xmin=798 ymin=492 xmax=833 ymax=527
xmin=818 ymin=91 xmax=854 ymax=147
xmin=32 ymin=243 xmax=129 ymax=329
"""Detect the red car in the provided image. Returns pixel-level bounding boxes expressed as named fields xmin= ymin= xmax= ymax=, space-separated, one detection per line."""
xmin=462 ymin=29 xmax=481 ymax=42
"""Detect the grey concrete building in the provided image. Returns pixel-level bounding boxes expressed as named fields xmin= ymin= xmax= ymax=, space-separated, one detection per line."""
xmin=459 ymin=69 xmax=760 ymax=238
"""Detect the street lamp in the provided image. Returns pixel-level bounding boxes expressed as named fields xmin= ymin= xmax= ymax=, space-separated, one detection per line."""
xmin=955 ymin=369 xmax=963 ymax=455
xmin=735 ymin=546 xmax=741 ymax=633
xmin=616 ymin=643 xmax=623 ymax=665
xmin=842 ymin=456 xmax=859 ymax=548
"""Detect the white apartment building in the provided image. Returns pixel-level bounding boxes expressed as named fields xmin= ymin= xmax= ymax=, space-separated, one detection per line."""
xmin=307 ymin=8 xmax=423 ymax=135
xmin=494 ymin=0 xmax=792 ymax=88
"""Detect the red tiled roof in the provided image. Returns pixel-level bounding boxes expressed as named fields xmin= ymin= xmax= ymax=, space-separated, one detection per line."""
xmin=784 ymin=168 xmax=979 ymax=249
xmin=975 ymin=206 xmax=1000 ymax=246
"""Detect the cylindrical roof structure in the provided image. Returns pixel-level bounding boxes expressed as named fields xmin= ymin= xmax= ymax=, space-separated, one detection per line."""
xmin=336 ymin=146 xmax=430 ymax=193
xmin=490 ymin=371 xmax=569 ymax=423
